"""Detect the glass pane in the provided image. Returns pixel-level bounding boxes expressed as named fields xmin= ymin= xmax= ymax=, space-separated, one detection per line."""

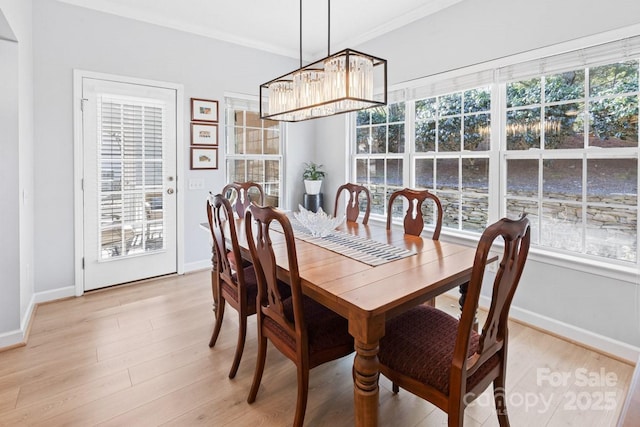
xmin=506 ymin=108 xmax=541 ymax=150
xmin=245 ymin=111 xmax=261 ymax=128
xmin=246 ymin=128 xmax=261 ymax=154
xmin=586 ymin=206 xmax=637 ymax=262
xmin=507 ymin=159 xmax=538 ymax=197
xmin=464 ymin=113 xmax=490 ymax=151
xmin=371 ymin=106 xmax=387 ymax=124
xmin=370 ymin=181 xmax=385 ymax=216
xmin=227 ymin=159 xmax=245 ymax=182
xmin=544 ymin=103 xmax=585 ymax=149
xmin=541 ymin=202 xmax=583 ymax=252
xmin=356 ymin=128 xmax=370 ymax=153
xmin=436 ymin=158 xmax=458 ymax=191
xmin=233 ymin=127 xmax=244 ymax=154
xmin=234 ymin=110 xmax=244 ymax=126
xmin=101 ymin=161 xmax=121 ymax=192
xmin=388 ymin=102 xmax=405 ymax=122
xmin=370 ymin=159 xmax=385 ymax=185
xmin=265 ymin=160 xmax=280 ymax=207
xmin=371 ymin=125 xmax=386 ymax=153
xmin=462 ymin=158 xmax=488 ymax=192
xmin=543 ymin=159 xmax=582 ymax=201
xmin=247 ymin=160 xmax=264 ymax=182
xmin=264 ymin=129 xmax=279 ymax=154
xmin=415 ymin=120 xmax=436 ymax=152
xmin=590 ymin=60 xmax=639 ymax=97
xmin=462 ymin=194 xmax=488 ymax=232
xmin=464 ymin=87 xmax=491 ymax=113
xmin=263 ymin=119 xmax=279 ymax=130
xmin=587 ymin=159 xmax=637 ymax=206
xmin=356 ymin=110 xmax=370 ymax=126
xmin=506 ymin=199 xmax=539 ymax=244
xmin=356 ymin=159 xmax=367 ymax=183
xmin=388 ymin=124 xmax=405 ymax=153
xmin=507 ymin=78 xmax=541 ymax=108
xmin=438 ymin=117 xmax=461 ymax=151
xmin=589 ymin=96 xmax=638 ymax=147
xmin=438 ymin=93 xmax=462 ymax=116
xmin=439 ymin=192 xmax=460 ymax=229
xmin=545 ymin=70 xmax=585 ymax=102
xmin=144 ymin=162 xmax=162 ymax=187
xmin=415 ymin=158 xmax=434 ymax=189
xmin=387 ymin=159 xmax=403 ymax=188
xmin=416 ymin=98 xmax=436 ymax=120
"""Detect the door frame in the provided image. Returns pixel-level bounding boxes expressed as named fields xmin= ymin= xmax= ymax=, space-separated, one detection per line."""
xmin=72 ymin=69 xmax=185 ymax=296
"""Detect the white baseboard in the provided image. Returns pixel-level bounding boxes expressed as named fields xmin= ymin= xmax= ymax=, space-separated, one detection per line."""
xmin=0 ymin=328 xmax=25 ymax=348
xmin=184 ymin=260 xmax=211 ymax=273
xmin=33 ymin=286 xmax=76 ymax=304
xmin=479 ymin=295 xmax=640 ymax=363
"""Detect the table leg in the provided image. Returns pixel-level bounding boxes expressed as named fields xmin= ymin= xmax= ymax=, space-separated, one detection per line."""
xmin=458 ymin=282 xmax=478 ymax=332
xmin=351 ymin=314 xmax=384 ymax=427
xmin=210 ymin=242 xmax=218 ymax=313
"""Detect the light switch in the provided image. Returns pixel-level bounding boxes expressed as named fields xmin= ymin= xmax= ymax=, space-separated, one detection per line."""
xmin=188 ymin=179 xmax=205 ymax=190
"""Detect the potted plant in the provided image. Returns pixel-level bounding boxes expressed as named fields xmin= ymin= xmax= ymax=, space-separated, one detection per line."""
xmin=302 ymin=162 xmax=326 ymax=195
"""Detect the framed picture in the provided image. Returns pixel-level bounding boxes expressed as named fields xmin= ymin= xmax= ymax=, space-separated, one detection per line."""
xmin=191 ymin=122 xmax=218 ymax=146
xmin=191 ymin=98 xmax=218 ymax=122
xmin=191 ymin=147 xmax=218 ymax=170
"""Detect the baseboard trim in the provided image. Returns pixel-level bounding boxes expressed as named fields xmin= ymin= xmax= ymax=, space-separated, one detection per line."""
xmin=479 ymin=295 xmax=640 ymax=364
xmin=184 ymin=260 xmax=211 ymax=273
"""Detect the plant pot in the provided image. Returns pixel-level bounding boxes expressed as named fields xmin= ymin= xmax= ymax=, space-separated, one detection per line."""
xmin=304 ymin=179 xmax=322 ymax=195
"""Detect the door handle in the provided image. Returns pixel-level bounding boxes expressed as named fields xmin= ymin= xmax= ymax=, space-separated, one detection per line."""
xmin=167 ymin=188 xmax=174 ymax=195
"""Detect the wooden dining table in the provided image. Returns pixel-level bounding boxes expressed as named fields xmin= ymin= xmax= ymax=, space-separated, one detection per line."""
xmin=209 ymin=215 xmax=493 ymax=426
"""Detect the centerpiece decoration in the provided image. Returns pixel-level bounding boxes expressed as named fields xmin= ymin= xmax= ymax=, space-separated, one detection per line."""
xmin=294 ymin=205 xmax=343 ymax=237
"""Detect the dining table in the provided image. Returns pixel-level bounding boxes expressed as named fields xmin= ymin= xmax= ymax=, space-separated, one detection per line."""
xmin=205 ymin=212 xmax=495 ymax=426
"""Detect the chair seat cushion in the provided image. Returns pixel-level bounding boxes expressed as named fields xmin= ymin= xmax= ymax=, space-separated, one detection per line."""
xmin=379 ymin=305 xmax=500 ymax=395
xmin=223 ymin=265 xmax=259 ymax=312
xmin=264 ymin=296 xmax=353 ymax=366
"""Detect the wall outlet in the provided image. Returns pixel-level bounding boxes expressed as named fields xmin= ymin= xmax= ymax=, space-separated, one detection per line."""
xmin=188 ymin=179 xmax=204 ymax=190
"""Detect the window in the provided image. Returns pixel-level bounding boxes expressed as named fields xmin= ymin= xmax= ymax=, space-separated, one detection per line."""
xmin=225 ymin=97 xmax=282 ymax=207
xmin=414 ymin=87 xmax=492 ymax=232
xmin=350 ymin=36 xmax=640 ymax=266
xmin=355 ymin=103 xmax=406 ymax=216
xmin=504 ymin=61 xmax=638 ymax=262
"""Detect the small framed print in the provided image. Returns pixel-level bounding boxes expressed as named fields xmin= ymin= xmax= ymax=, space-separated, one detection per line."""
xmin=191 ymin=147 xmax=218 ymax=170
xmin=191 ymin=98 xmax=218 ymax=122
xmin=191 ymin=122 xmax=218 ymax=146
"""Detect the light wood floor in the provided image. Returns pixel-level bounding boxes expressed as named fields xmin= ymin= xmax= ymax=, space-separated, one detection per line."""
xmin=0 ymin=270 xmax=634 ymax=426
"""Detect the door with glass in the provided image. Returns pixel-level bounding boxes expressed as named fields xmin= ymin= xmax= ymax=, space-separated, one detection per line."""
xmin=82 ymin=77 xmax=178 ymax=291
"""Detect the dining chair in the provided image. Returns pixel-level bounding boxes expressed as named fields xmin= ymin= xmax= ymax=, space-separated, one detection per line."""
xmin=386 ymin=187 xmax=443 ymax=239
xmin=245 ymin=205 xmax=355 ymax=427
xmin=333 ymin=182 xmax=371 ymax=224
xmin=206 ymin=194 xmax=269 ymax=379
xmin=221 ymin=181 xmax=264 ymax=271
xmin=222 ymin=181 xmax=265 ymax=218
xmin=378 ymin=215 xmax=531 ymax=427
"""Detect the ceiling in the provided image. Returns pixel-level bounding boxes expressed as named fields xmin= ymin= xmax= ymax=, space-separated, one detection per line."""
xmin=57 ymin=0 xmax=464 ymax=59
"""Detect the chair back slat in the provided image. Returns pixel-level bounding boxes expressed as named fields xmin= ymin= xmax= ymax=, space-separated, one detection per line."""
xmin=207 ymin=194 xmax=245 ymax=286
xmin=386 ymin=188 xmax=443 ymax=239
xmin=334 ymin=183 xmax=371 ymax=224
xmin=223 ymin=181 xmax=265 ymax=218
xmin=454 ymin=215 xmax=530 ymax=374
xmin=245 ymin=206 xmax=305 ymax=338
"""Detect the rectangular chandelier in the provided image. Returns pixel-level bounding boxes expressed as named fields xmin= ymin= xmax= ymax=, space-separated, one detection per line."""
xmin=260 ymin=48 xmax=387 ymax=122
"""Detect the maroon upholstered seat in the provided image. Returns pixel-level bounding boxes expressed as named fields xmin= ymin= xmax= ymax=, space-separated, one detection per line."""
xmin=333 ymin=183 xmax=371 ymax=224
xmin=378 ymin=215 xmax=531 ymax=427
xmin=245 ymin=205 xmax=354 ymax=427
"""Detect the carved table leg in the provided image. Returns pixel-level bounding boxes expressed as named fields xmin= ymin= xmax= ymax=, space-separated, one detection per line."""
xmin=458 ymin=281 xmax=478 ymax=332
xmin=354 ymin=339 xmax=379 ymax=426
xmin=351 ymin=314 xmax=384 ymax=427
xmin=210 ymin=240 xmax=218 ymax=313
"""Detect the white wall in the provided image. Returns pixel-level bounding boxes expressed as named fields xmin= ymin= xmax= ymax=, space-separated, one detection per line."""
xmin=0 ymin=0 xmax=35 ymax=348
xmin=31 ymin=0 xmax=299 ymax=292
xmin=317 ymin=0 xmax=640 ymax=358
